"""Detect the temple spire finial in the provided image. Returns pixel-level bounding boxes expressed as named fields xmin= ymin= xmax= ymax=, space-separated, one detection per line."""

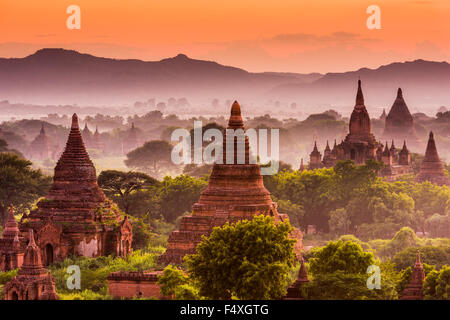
xmin=356 ymin=79 xmax=364 ymax=105
xmin=71 ymin=113 xmax=79 ymax=130
xmin=228 ymin=101 xmax=244 ymax=129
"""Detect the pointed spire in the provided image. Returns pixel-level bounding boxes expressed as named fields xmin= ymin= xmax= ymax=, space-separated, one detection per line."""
xmin=356 ymin=79 xmax=364 ymax=106
xmin=40 ymin=123 xmax=45 ymax=135
xmin=95 ymin=125 xmax=99 ymax=135
xmin=397 ymin=87 xmax=403 ymax=98
xmin=71 ymin=113 xmax=79 ymax=130
xmin=313 ymin=141 xmax=318 ymax=152
xmin=325 ymin=140 xmax=331 ymax=152
xmin=415 ymin=249 xmax=422 ymax=267
xmin=416 ymin=131 xmax=449 ymax=185
xmin=2 ymin=205 xmax=20 ymax=238
xmin=297 ymin=257 xmax=309 ymax=283
xmin=299 ymin=158 xmax=305 ymax=172
xmin=83 ymin=122 xmax=89 ymax=131
xmin=228 ymin=101 xmax=244 ymax=129
xmin=424 ymin=131 xmax=440 ymax=162
xmin=390 ymin=140 xmax=396 ymax=150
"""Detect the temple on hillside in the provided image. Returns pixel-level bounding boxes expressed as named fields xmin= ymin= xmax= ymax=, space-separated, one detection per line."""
xmin=307 ymin=80 xmax=413 ymax=180
xmin=0 ymin=206 xmax=24 ymax=271
xmin=283 ymin=257 xmax=309 ymax=300
xmin=17 ymin=114 xmax=132 ymax=265
xmin=400 ymin=250 xmax=425 ymax=300
xmin=416 ymin=131 xmax=450 ymax=186
xmin=383 ymin=88 xmax=420 ymax=145
xmin=28 ymin=124 xmax=54 ymax=160
xmin=123 ymin=123 xmax=139 ymax=154
xmin=3 ymin=230 xmax=59 ymax=300
xmin=159 ymin=101 xmax=303 ymax=265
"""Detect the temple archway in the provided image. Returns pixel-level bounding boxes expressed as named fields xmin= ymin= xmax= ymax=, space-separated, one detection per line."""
xmin=11 ymin=291 xmax=19 ymax=300
xmin=45 ymin=243 xmax=54 ymax=266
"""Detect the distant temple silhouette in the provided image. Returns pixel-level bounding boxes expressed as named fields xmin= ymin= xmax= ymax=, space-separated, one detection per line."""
xmin=307 ymin=80 xmax=413 ymax=181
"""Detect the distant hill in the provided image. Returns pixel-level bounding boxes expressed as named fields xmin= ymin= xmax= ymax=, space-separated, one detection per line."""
xmin=0 ymin=49 xmax=449 ymax=111
xmin=268 ymin=60 xmax=450 ymax=110
xmin=0 ymin=48 xmax=320 ymax=105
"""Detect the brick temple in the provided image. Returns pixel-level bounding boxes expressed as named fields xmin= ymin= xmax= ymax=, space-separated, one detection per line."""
xmin=17 ymin=114 xmax=132 ymax=265
xmin=383 ymin=88 xmax=420 ymax=146
xmin=159 ymin=101 xmax=303 ymax=265
xmin=28 ymin=124 xmax=54 ymax=160
xmin=283 ymin=257 xmax=309 ymax=300
xmin=3 ymin=230 xmax=59 ymax=300
xmin=308 ymin=80 xmax=413 ymax=180
xmin=0 ymin=206 xmax=24 ymax=271
xmin=416 ymin=131 xmax=450 ymax=186
xmin=400 ymin=250 xmax=425 ymax=300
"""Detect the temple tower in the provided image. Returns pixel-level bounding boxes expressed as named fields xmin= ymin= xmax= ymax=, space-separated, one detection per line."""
xmin=3 ymin=230 xmax=58 ymax=300
xmin=91 ymin=126 xmax=103 ymax=151
xmin=384 ymin=88 xmax=419 ymax=144
xmin=21 ymin=114 xmax=133 ymax=263
xmin=81 ymin=123 xmax=92 ymax=148
xmin=400 ymin=250 xmax=425 ymax=300
xmin=0 ymin=206 xmax=24 ymax=271
xmin=416 ymin=131 xmax=450 ymax=186
xmin=123 ymin=123 xmax=139 ymax=155
xmin=399 ymin=141 xmax=411 ymax=165
xmin=340 ymin=80 xmax=378 ymax=164
xmin=159 ymin=101 xmax=303 ymax=265
xmin=299 ymin=158 xmax=305 ymax=172
xmin=283 ymin=257 xmax=309 ymax=300
xmin=309 ymin=141 xmax=322 ymax=169
xmin=29 ymin=124 xmax=53 ymax=160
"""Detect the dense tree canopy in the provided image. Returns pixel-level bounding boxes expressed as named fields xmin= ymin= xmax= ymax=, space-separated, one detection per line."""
xmin=0 ymin=153 xmax=51 ymax=224
xmin=185 ymin=215 xmax=296 ymax=300
xmin=124 ymin=140 xmax=176 ymax=179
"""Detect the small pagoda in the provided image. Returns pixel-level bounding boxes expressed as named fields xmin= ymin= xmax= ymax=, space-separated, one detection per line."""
xmin=3 ymin=230 xmax=59 ymax=300
xmin=400 ymin=250 xmax=425 ymax=300
xmin=416 ymin=131 xmax=450 ymax=186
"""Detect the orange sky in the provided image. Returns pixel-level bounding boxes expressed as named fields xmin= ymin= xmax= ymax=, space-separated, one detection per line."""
xmin=0 ymin=0 xmax=449 ymax=73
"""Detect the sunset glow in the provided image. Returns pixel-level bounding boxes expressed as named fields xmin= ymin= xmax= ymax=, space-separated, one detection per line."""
xmin=1 ymin=0 xmax=449 ymax=72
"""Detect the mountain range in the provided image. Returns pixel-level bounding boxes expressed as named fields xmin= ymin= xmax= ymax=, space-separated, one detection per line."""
xmin=0 ymin=48 xmax=449 ymax=110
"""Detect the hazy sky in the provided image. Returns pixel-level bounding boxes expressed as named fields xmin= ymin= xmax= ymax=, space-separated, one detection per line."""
xmin=1 ymin=0 xmax=449 ymax=73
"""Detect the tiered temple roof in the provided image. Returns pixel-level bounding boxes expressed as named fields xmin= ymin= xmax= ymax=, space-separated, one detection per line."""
xmin=400 ymin=250 xmax=425 ymax=300
xmin=159 ymin=101 xmax=303 ymax=265
xmin=384 ymin=88 xmax=419 ymax=144
xmin=21 ymin=113 xmax=132 ymax=261
xmin=416 ymin=131 xmax=450 ymax=186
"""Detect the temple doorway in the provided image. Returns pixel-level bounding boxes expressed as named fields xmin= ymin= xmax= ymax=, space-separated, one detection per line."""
xmin=350 ymin=149 xmax=356 ymax=160
xmin=11 ymin=291 xmax=19 ymax=300
xmin=45 ymin=243 xmax=53 ymax=266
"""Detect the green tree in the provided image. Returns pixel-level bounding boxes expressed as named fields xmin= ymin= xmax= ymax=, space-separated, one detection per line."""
xmin=0 ymin=153 xmax=51 ymax=224
xmin=158 ymin=175 xmax=208 ymax=222
xmin=98 ymin=170 xmax=159 ymax=214
xmin=308 ymin=240 xmax=375 ymax=275
xmin=125 ymin=140 xmax=175 ymax=179
xmin=423 ymin=266 xmax=450 ymax=300
xmin=157 ymin=264 xmax=189 ymax=298
xmin=185 ymin=215 xmax=296 ymax=300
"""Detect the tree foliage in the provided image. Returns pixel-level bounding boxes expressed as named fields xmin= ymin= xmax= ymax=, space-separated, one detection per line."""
xmin=185 ymin=215 xmax=296 ymax=300
xmin=0 ymin=153 xmax=51 ymax=224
